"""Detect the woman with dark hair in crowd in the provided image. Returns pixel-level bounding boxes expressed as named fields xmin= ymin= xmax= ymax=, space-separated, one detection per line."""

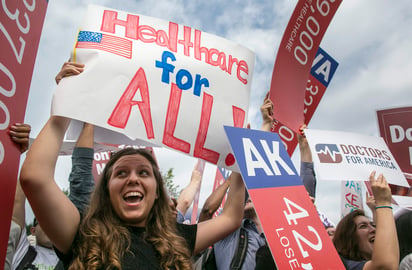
xmin=333 ymin=171 xmax=399 ymax=270
xmin=20 ymin=113 xmax=245 ymax=269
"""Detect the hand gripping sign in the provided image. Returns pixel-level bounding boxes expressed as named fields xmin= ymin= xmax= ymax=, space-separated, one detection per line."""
xmin=224 ymin=126 xmax=344 ymax=270
xmin=52 ymin=5 xmax=255 ymax=170
xmin=0 ymin=1 xmax=48 ymax=266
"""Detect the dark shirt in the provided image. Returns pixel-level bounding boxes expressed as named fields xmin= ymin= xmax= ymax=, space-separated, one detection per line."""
xmin=300 ymin=161 xmax=316 ymax=198
xmin=340 ymin=256 xmax=366 ymax=270
xmin=68 ymin=147 xmax=95 ymax=215
xmin=56 ymin=223 xmax=197 ymax=269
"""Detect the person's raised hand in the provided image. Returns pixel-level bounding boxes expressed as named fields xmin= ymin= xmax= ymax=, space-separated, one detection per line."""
xmin=369 ymin=171 xmax=392 ymax=207
xmin=9 ymin=123 xmax=31 ymax=153
xmin=55 ymin=62 xmax=85 ymax=84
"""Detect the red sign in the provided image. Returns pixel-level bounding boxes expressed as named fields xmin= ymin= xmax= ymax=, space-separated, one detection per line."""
xmin=0 ymin=1 xmax=48 ymax=266
xmin=269 ymin=0 xmax=342 ymax=133
xmin=377 ymin=106 xmax=412 ymax=196
xmin=271 ymin=71 xmax=327 ymax=156
xmin=271 ymin=47 xmax=339 ymax=156
xmin=250 ymin=186 xmax=343 ymax=270
xmin=224 ymin=126 xmax=344 ymax=269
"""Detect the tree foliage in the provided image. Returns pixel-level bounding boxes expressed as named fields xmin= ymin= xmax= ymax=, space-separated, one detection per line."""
xmin=162 ymin=168 xmax=181 ymax=199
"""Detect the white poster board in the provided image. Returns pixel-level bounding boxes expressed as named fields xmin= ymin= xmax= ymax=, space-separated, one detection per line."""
xmin=52 ymin=5 xmax=255 ymax=169
xmin=305 ymin=129 xmax=409 ymax=187
xmin=341 ymin=180 xmax=363 ymax=217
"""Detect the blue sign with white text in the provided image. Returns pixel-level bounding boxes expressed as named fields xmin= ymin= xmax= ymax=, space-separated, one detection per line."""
xmin=310 ymin=47 xmax=339 ymax=87
xmin=224 ymin=126 xmax=302 ymax=189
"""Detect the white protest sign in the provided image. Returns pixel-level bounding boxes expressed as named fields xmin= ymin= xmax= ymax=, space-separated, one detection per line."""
xmin=305 ymin=129 xmax=409 ymax=186
xmin=341 ymin=180 xmax=363 ymax=217
xmin=393 ymin=195 xmax=412 ymax=208
xmin=52 ymin=5 xmax=255 ymax=169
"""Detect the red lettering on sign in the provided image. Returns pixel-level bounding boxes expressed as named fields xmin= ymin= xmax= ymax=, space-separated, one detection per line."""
xmin=194 ymin=30 xmax=248 ymax=85
xmin=101 ymin=10 xmax=178 ymax=52
xmin=155 ymin=22 xmax=178 ymax=53
xmin=108 ymin=68 xmax=154 ymax=139
xmin=232 ymin=106 xmax=245 ymax=128
xmin=101 ymin=10 xmax=139 ymax=40
xmin=193 ymin=92 xmax=219 ymax=164
xmin=163 ymin=83 xmax=190 ymax=153
xmin=345 ymin=193 xmax=360 ymax=208
xmin=178 ymin=26 xmax=193 ymax=56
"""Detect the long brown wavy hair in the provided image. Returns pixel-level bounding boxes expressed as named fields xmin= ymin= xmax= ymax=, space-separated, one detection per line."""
xmin=68 ymin=148 xmax=192 ymax=269
xmin=333 ymin=209 xmax=368 ymax=261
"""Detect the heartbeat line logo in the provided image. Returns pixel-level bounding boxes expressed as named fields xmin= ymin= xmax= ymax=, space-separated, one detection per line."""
xmin=315 ymin=144 xmax=343 ymax=163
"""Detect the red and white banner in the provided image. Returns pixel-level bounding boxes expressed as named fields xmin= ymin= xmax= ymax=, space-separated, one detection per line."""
xmin=0 ymin=1 xmax=48 ymax=265
xmin=271 ymin=47 xmax=338 ymax=156
xmin=269 ymin=0 xmax=342 ymax=133
xmin=305 ymin=129 xmax=409 ymax=187
xmin=52 ymin=5 xmax=255 ymax=171
xmin=377 ymin=106 xmax=412 ymax=196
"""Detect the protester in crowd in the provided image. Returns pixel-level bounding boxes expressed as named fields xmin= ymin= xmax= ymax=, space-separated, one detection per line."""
xmin=297 ymin=124 xmax=336 ymax=228
xmin=8 ymin=121 xmax=96 ymax=270
xmin=66 ymin=122 xmax=95 ymax=215
xmin=201 ymin=93 xmax=276 ymax=270
xmin=333 ymin=172 xmax=399 ymax=270
xmin=6 ymin=124 xmax=59 ymax=270
xmin=297 ymin=124 xmax=316 ymax=199
xmin=175 ymin=165 xmax=203 ymax=224
xmin=19 ymin=96 xmax=245 ymax=269
xmin=198 ymin=174 xmax=231 ymax=223
xmin=7 ymin=62 xmax=93 ymax=270
xmin=4 ymin=123 xmax=33 ymax=270
xmin=56 ymin=61 xmax=94 ymax=216
xmin=190 ymin=174 xmax=232 ymax=269
xmin=212 ymin=196 xmax=275 ymax=270
xmin=396 ymin=210 xmax=412 ymax=269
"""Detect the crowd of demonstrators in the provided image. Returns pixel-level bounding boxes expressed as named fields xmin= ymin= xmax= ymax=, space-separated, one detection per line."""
xmin=5 ymin=61 xmax=411 ymax=270
xmin=19 ymin=110 xmax=246 ymax=270
xmin=5 ymin=63 xmax=94 ymax=270
xmin=194 ymin=93 xmax=276 ymax=270
xmin=4 ymin=123 xmax=54 ymax=270
xmin=6 ymin=120 xmax=97 ymax=270
xmin=13 ymin=61 xmax=245 ymax=269
xmin=333 ymin=172 xmax=399 ymax=270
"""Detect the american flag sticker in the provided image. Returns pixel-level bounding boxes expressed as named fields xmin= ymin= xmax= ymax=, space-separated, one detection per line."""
xmin=76 ymin=31 xmax=132 ymax=59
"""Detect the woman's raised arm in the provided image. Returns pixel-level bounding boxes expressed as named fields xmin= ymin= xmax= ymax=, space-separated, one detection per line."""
xmin=20 ymin=116 xmax=80 ymax=253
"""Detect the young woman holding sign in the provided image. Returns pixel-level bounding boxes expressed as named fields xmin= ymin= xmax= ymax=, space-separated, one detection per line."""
xmin=19 ymin=62 xmax=245 ymax=269
xmin=333 ymin=172 xmax=399 ymax=270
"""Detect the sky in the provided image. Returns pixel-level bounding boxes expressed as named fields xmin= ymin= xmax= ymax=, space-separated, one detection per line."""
xmin=23 ymin=0 xmax=412 ymax=225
